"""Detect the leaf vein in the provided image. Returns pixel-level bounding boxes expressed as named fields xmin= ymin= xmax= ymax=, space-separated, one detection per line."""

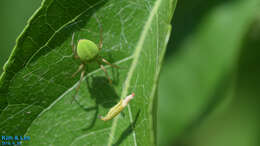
xmin=107 ymin=0 xmax=163 ymax=145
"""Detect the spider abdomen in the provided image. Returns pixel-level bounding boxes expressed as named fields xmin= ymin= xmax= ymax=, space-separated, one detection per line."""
xmin=77 ymin=39 xmax=99 ymax=62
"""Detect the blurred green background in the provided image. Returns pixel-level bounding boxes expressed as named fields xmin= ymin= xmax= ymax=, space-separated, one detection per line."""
xmin=158 ymin=0 xmax=260 ymax=145
xmin=0 ymin=0 xmax=41 ymax=73
xmin=1 ymin=0 xmax=259 ymax=146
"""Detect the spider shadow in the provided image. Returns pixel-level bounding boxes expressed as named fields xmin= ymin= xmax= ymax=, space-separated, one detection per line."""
xmin=79 ymin=76 xmax=120 ymax=131
xmin=112 ymin=110 xmax=141 ymax=146
xmin=74 ymin=99 xmax=99 ymax=129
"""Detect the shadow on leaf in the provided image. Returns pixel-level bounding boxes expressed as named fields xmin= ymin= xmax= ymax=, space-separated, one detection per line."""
xmin=112 ymin=110 xmax=141 ymax=146
xmin=87 ymin=76 xmax=119 ymax=108
xmin=75 ymin=76 xmax=119 ymax=131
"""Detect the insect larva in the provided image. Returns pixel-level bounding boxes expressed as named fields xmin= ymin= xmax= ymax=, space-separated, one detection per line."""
xmin=100 ymin=93 xmax=135 ymax=121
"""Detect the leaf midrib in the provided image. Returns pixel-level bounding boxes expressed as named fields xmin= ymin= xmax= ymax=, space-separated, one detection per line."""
xmin=107 ymin=0 xmax=163 ymax=145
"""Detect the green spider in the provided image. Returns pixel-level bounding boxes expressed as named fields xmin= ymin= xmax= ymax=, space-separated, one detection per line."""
xmin=71 ymin=26 xmax=119 ymax=101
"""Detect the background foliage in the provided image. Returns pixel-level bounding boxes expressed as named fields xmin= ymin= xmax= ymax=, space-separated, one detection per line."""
xmin=158 ymin=0 xmax=260 ymax=145
xmin=1 ymin=0 xmax=260 ymax=146
xmin=0 ymin=0 xmax=41 ymax=74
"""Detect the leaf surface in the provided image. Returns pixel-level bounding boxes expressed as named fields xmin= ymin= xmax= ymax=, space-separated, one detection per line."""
xmin=0 ymin=0 xmax=176 ymax=145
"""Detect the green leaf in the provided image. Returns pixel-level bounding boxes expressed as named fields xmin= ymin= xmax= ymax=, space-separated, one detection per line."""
xmin=0 ymin=0 xmax=176 ymax=145
xmin=158 ymin=0 xmax=259 ymax=145
xmin=178 ymin=18 xmax=260 ymax=146
xmin=179 ymin=3 xmax=260 ymax=144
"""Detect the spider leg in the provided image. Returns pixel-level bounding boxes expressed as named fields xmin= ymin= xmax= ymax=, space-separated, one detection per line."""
xmin=71 ymin=68 xmax=85 ymax=103
xmin=94 ymin=15 xmax=103 ymax=50
xmin=71 ymin=32 xmax=79 ymax=59
xmin=101 ymin=58 xmax=119 ymax=68
xmin=98 ymin=24 xmax=103 ymax=50
xmin=98 ymin=61 xmax=112 ymax=84
xmin=72 ymin=64 xmax=84 ymax=77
